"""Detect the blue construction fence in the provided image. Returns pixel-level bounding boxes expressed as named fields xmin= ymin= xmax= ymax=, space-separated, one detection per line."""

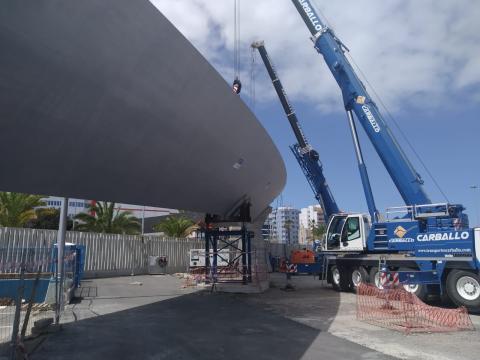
xmin=0 ymin=244 xmax=85 ymax=303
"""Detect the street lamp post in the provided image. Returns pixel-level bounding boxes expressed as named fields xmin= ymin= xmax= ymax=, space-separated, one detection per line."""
xmin=470 ymin=185 xmax=479 ymax=227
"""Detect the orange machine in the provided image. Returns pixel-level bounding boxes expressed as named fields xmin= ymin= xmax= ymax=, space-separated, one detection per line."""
xmin=290 ymin=249 xmax=316 ymax=264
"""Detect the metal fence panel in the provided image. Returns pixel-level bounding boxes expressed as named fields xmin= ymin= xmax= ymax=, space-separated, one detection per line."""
xmin=0 ymin=228 xmax=204 ymax=278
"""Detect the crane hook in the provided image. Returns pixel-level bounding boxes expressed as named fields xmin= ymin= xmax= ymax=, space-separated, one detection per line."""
xmin=232 ymin=78 xmax=242 ymax=94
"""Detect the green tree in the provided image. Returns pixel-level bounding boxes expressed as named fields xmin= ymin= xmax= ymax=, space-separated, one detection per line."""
xmin=29 ymin=208 xmax=74 ymax=230
xmin=153 ymin=216 xmax=198 ymax=237
xmin=75 ymin=202 xmax=140 ymax=234
xmin=0 ymin=192 xmax=45 ymax=227
xmin=312 ymin=223 xmax=326 ymax=240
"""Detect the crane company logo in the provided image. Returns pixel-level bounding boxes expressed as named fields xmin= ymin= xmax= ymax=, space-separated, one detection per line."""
xmin=298 ymin=0 xmax=323 ymax=32
xmin=417 ymin=231 xmax=470 ymax=242
xmin=362 ymin=105 xmax=381 ymax=133
xmin=389 ymin=237 xmax=414 ymax=243
xmin=389 ymin=225 xmax=415 ymax=243
xmin=356 ymin=96 xmax=366 ymax=104
xmin=394 ymin=226 xmax=407 ymax=238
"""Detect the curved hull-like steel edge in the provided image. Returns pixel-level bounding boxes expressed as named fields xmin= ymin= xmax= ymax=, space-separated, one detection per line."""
xmin=0 ymin=0 xmax=286 ymax=220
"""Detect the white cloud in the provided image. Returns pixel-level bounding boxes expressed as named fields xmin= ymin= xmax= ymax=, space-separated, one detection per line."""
xmin=150 ymin=0 xmax=480 ymax=113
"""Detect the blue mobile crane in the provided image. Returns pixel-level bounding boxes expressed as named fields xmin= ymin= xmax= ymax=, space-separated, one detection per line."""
xmin=251 ymin=41 xmax=339 ymax=224
xmin=288 ymin=0 xmax=480 ymax=311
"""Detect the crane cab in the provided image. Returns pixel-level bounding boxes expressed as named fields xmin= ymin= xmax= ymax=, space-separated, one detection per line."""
xmin=324 ymin=214 xmax=370 ymax=252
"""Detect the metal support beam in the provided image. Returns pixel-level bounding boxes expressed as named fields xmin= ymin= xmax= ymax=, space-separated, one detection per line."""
xmin=204 ymin=221 xmax=210 ymax=282
xmin=246 ymin=228 xmax=252 ymax=283
xmin=241 ymin=228 xmax=247 ymax=284
xmin=212 ymin=232 xmax=218 ymax=284
xmin=55 ymin=197 xmax=68 ymax=324
xmin=346 ymin=111 xmax=379 ymax=222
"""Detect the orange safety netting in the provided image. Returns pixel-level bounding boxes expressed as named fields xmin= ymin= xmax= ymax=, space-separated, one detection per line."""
xmin=181 ymin=250 xmax=269 ymax=288
xmin=356 ymin=283 xmax=474 ymax=333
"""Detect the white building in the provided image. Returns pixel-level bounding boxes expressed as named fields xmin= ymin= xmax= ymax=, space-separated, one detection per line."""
xmin=40 ymin=197 xmax=90 ymax=218
xmin=265 ymin=207 xmax=300 ymax=244
xmin=40 ymin=197 xmax=178 ymax=220
xmin=299 ymin=205 xmax=326 ymax=244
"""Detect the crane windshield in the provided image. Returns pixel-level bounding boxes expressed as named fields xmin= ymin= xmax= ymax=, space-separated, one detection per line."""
xmin=326 ymin=215 xmax=347 ymax=250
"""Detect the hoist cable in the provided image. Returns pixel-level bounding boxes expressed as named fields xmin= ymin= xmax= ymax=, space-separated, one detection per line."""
xmin=237 ymin=0 xmax=241 ymax=77
xmin=233 ymin=0 xmax=240 ymax=79
xmin=249 ymin=46 xmax=256 ymax=109
xmin=233 ymin=0 xmax=237 ymax=77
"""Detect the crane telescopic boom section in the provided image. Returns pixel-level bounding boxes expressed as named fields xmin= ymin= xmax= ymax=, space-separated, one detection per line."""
xmin=290 ymin=0 xmax=431 ymax=207
xmin=252 ymin=41 xmax=339 ymax=221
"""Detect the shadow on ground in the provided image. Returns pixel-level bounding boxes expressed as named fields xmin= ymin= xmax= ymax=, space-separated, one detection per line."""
xmin=30 ymin=275 xmax=393 ymax=360
xmin=243 ymin=275 xmax=345 ymax=332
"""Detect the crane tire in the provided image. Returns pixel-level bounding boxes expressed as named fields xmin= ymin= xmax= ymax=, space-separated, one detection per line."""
xmin=446 ymin=270 xmax=480 ymax=312
xmin=330 ymin=265 xmax=351 ymax=292
xmin=398 ymin=268 xmax=429 ymax=301
xmin=351 ymin=266 xmax=369 ymax=292
xmin=369 ymin=267 xmax=383 ymax=289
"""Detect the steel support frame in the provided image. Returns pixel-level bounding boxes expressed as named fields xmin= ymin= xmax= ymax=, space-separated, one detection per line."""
xmin=204 ymin=227 xmax=252 ymax=285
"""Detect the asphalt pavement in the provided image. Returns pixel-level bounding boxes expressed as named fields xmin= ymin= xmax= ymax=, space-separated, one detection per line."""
xmin=30 ymin=275 xmax=393 ymax=360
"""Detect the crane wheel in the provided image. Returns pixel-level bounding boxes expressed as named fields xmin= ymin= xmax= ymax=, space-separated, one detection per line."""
xmin=369 ymin=267 xmax=383 ymax=289
xmin=399 ymin=267 xmax=429 ymax=301
xmin=330 ymin=265 xmax=351 ymax=292
xmin=330 ymin=265 xmax=341 ymax=291
xmin=446 ymin=270 xmax=480 ymax=312
xmin=351 ymin=266 xmax=369 ymax=291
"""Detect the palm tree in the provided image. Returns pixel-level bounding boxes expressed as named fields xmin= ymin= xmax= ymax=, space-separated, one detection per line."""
xmin=0 ymin=192 xmax=45 ymax=227
xmin=75 ymin=202 xmax=140 ymax=235
xmin=153 ymin=216 xmax=198 ymax=238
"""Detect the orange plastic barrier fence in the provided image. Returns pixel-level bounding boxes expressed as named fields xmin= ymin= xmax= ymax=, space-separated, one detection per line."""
xmin=356 ymin=283 xmax=474 ymax=334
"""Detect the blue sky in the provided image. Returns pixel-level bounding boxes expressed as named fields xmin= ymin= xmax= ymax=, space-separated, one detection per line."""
xmin=152 ymin=0 xmax=480 ymax=226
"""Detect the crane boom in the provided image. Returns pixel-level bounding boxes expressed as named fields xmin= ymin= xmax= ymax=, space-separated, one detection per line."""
xmin=283 ymin=1 xmax=479 ymax=313
xmin=290 ymin=0 xmax=431 ymax=207
xmin=252 ymin=41 xmax=339 ymax=221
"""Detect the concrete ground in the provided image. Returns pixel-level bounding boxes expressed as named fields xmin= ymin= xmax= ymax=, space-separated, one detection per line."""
xmin=29 ymin=274 xmax=479 ymax=360
xmin=247 ymin=274 xmax=480 ymax=360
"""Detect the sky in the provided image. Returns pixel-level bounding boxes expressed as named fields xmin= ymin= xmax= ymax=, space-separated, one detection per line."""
xmin=150 ymin=0 xmax=480 ymax=226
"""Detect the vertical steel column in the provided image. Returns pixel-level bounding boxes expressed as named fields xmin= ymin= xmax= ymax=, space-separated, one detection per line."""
xmin=246 ymin=229 xmax=252 ymax=283
xmin=241 ymin=226 xmax=247 ymax=284
xmin=212 ymin=232 xmax=218 ymax=284
xmin=204 ymin=224 xmax=210 ymax=283
xmin=55 ymin=197 xmax=68 ymax=324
